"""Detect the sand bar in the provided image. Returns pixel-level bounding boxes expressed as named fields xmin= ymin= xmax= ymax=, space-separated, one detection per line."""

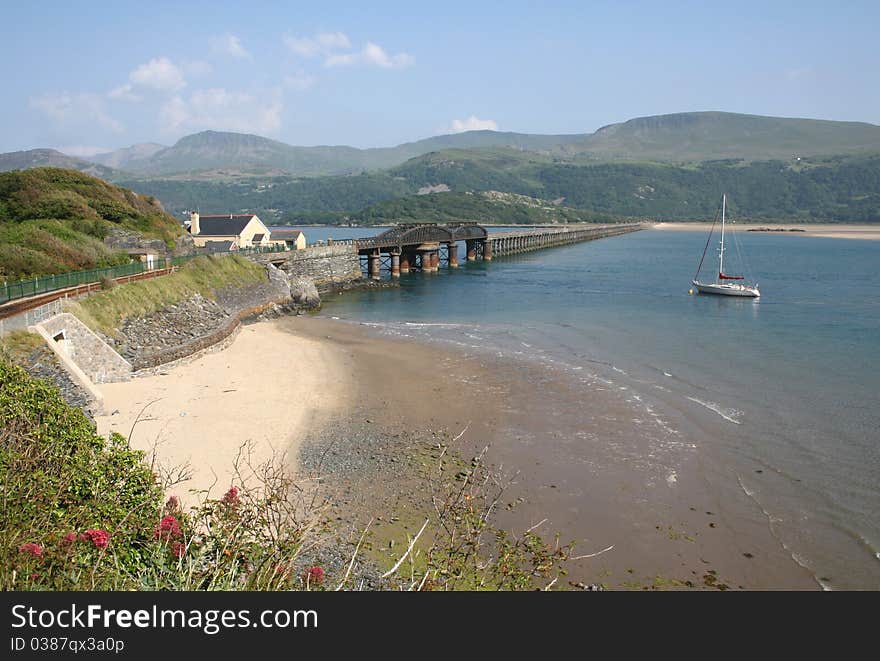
xmin=652 ymin=222 xmax=880 ymax=240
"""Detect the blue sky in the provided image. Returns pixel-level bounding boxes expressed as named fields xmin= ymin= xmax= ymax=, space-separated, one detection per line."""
xmin=2 ymin=0 xmax=878 ymax=154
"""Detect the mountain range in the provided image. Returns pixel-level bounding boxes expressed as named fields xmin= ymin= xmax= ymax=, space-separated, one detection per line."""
xmin=2 ymin=111 xmax=879 ymax=224
xmin=4 ymin=111 xmax=880 ymax=179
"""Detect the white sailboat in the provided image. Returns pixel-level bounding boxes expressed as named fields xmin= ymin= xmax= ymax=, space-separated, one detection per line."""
xmin=692 ymin=194 xmax=760 ymax=298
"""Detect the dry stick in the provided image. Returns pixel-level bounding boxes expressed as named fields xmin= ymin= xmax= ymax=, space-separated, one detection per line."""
xmin=543 ymin=577 xmax=558 ymax=591
xmin=335 ymin=519 xmax=373 ymax=591
xmin=525 ymin=518 xmax=548 ymax=534
xmin=570 ymin=544 xmax=615 ymax=560
xmin=127 ymin=398 xmax=163 ymax=448
xmin=451 ymin=422 xmax=471 ymax=443
xmin=381 ymin=518 xmax=429 ymax=579
xmin=417 ymin=569 xmax=431 ymax=592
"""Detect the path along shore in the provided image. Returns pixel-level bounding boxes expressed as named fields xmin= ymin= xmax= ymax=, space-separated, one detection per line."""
xmin=96 ymin=314 xmax=819 ymax=590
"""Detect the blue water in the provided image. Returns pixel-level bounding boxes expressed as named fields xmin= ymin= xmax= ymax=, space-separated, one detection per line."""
xmin=313 ymin=227 xmax=880 ymax=588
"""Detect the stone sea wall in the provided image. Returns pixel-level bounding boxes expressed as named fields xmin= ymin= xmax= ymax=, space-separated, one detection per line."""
xmin=275 ymin=245 xmax=362 ymax=291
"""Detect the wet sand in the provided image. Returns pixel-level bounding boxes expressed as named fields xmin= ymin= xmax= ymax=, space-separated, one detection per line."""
xmin=653 ymin=222 xmax=880 ymax=240
xmin=284 ymin=316 xmax=818 ymax=589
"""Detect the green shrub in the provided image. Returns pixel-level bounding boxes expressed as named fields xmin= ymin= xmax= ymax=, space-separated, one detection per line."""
xmin=0 ymin=362 xmax=323 ymax=591
xmin=0 ymin=361 xmax=162 ymax=589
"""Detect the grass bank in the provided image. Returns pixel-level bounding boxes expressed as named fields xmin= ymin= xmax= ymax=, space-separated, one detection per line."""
xmin=67 ymin=254 xmax=266 ymax=336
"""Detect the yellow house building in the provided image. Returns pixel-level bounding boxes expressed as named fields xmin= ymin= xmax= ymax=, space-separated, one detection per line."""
xmin=269 ymin=228 xmax=307 ymax=250
xmin=187 ymin=212 xmax=286 ymax=250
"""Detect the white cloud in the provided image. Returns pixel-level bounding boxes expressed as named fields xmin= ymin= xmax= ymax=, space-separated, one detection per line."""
xmin=160 ymin=88 xmax=283 ymax=135
xmin=448 ymin=115 xmax=498 ymax=132
xmin=325 ymin=42 xmax=414 ymax=69
xmin=30 ymin=93 xmax=124 ymax=133
xmin=212 ymin=34 xmax=251 ymax=59
xmin=108 ymin=83 xmax=141 ymax=102
xmin=285 ymin=32 xmax=351 ymax=57
xmin=283 ymin=71 xmax=316 ymax=91
xmin=57 ymin=145 xmax=111 ymax=158
xmin=129 ymin=57 xmax=186 ymax=92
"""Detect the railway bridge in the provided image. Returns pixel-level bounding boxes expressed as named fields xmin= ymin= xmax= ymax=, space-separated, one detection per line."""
xmin=335 ymin=222 xmax=642 ymax=278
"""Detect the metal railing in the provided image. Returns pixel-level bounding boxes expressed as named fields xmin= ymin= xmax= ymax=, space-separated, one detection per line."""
xmin=1 ymin=243 xmax=289 ymax=305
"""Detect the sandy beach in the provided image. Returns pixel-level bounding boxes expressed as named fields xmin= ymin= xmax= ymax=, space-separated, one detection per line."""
xmin=95 ymin=321 xmax=352 ymax=503
xmin=652 ymin=222 xmax=880 ymax=240
xmin=95 ymin=314 xmax=818 ymax=589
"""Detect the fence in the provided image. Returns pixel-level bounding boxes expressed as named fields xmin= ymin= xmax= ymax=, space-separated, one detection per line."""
xmin=0 ymin=243 xmax=288 ymax=305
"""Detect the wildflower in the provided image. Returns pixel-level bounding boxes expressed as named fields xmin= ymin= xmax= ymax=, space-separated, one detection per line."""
xmin=18 ymin=543 xmax=43 ymax=557
xmin=62 ymin=532 xmax=77 ymax=544
xmin=171 ymin=541 xmax=186 ymax=558
xmin=30 ymin=573 xmax=41 ymax=580
xmin=155 ymin=515 xmax=181 ymax=541
xmin=303 ymin=566 xmax=324 ymax=585
xmin=221 ymin=486 xmax=240 ymax=506
xmin=165 ymin=495 xmax=180 ymax=512
xmin=81 ymin=530 xmax=110 ymax=549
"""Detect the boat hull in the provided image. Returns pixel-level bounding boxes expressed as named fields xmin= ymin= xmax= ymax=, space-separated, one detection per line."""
xmin=692 ymin=280 xmax=760 ymax=298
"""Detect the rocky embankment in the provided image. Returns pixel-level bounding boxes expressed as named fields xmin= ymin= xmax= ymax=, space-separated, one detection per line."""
xmin=17 ymin=345 xmax=94 ymax=416
xmin=101 ymin=265 xmax=323 ymax=369
xmin=112 ymin=295 xmax=228 ymax=363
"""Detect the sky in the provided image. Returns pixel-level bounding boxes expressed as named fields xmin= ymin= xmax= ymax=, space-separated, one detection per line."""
xmin=2 ymin=0 xmax=879 ymax=155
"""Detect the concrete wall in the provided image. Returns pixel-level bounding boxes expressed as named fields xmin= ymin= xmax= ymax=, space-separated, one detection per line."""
xmin=35 ymin=313 xmax=132 ymax=384
xmin=276 ymin=245 xmax=362 ymax=290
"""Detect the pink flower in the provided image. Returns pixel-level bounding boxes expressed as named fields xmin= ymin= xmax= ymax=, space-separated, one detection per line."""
xmin=155 ymin=515 xmax=181 ymax=541
xmin=221 ymin=486 xmax=240 ymax=506
xmin=62 ymin=532 xmax=78 ymax=544
xmin=303 ymin=566 xmax=324 ymax=585
xmin=81 ymin=529 xmax=110 ymax=549
xmin=18 ymin=542 xmax=43 ymax=557
xmin=171 ymin=541 xmax=186 ymax=558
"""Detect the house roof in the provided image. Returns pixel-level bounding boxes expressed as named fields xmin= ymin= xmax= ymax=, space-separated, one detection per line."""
xmin=203 ymin=240 xmax=235 ymax=253
xmin=198 ymin=214 xmax=256 ymax=236
xmin=272 ymin=229 xmax=304 ymax=239
xmin=252 ymin=233 xmax=264 ymax=243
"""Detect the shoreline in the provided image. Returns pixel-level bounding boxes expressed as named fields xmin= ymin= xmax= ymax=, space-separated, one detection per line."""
xmin=652 ymin=222 xmax=880 ymax=240
xmin=94 ymin=312 xmax=820 ymax=589
xmin=279 ymin=315 xmax=819 ymax=589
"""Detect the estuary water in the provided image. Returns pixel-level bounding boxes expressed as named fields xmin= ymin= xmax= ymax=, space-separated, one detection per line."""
xmin=305 ymin=226 xmax=880 ymax=589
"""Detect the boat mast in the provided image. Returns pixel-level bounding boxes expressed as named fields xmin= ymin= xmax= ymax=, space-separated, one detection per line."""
xmin=718 ymin=193 xmax=726 ymax=281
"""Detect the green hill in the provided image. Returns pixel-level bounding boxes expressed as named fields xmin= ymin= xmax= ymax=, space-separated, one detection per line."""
xmin=0 ymin=149 xmax=121 ymax=180
xmin=120 ymin=150 xmax=880 ymax=225
xmin=572 ymin=112 xmax=880 ymax=162
xmin=0 ymin=168 xmax=184 ymax=280
xmin=351 ymin=190 xmax=617 ymax=225
xmin=6 ymin=111 xmax=880 ymax=179
xmin=391 ymin=150 xmax=880 ymax=222
xmin=107 ymin=129 xmax=584 ymax=178
xmin=76 ymin=111 xmax=880 ymax=177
